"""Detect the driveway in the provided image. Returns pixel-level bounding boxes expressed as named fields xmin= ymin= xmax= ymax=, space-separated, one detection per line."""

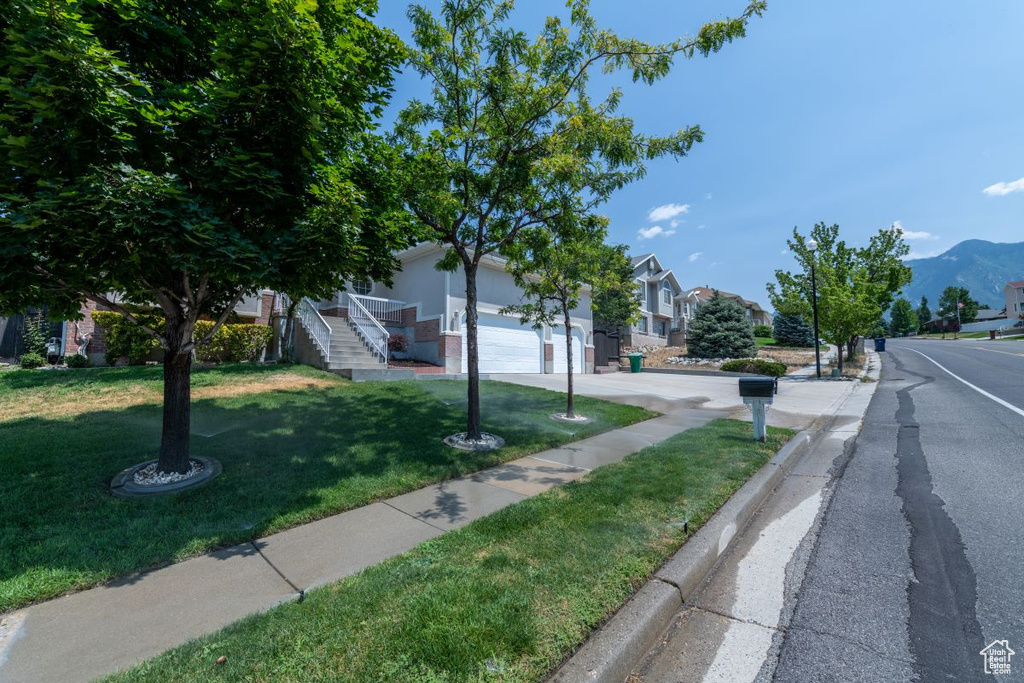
xmin=490 ymin=370 xmax=855 ymax=430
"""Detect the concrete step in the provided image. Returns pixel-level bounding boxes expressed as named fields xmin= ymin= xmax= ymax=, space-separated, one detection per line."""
xmin=327 ymin=362 xmax=387 ymax=371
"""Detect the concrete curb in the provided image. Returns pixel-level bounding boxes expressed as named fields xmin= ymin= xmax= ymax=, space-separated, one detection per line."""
xmin=549 ymin=429 xmax=814 ymax=683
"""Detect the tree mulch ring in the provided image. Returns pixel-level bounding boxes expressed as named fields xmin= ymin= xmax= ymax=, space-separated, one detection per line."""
xmin=110 ymin=456 xmax=222 ymax=498
xmin=550 ymin=412 xmax=592 ymax=424
xmin=443 ymin=432 xmax=506 ymax=451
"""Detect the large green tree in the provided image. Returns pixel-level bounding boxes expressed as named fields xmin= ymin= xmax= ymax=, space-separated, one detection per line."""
xmin=395 ymin=0 xmax=765 ymax=442
xmin=501 ymin=216 xmax=613 ymax=419
xmin=592 ymin=245 xmax=643 ymax=332
xmin=889 ymin=297 xmax=916 ymax=336
xmin=687 ymin=291 xmax=756 ymax=359
xmin=0 ymin=0 xmax=408 ymax=473
xmin=916 ymin=296 xmax=931 ymax=333
xmin=937 ymin=286 xmax=979 ymax=325
xmin=768 ymin=223 xmax=911 ymax=372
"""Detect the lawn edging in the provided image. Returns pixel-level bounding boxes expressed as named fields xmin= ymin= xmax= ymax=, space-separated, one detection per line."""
xmin=549 ymin=429 xmax=814 ymax=683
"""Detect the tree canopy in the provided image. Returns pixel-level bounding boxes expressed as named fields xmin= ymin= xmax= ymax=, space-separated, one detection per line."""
xmin=916 ymin=296 xmax=931 ymax=332
xmin=395 ymin=0 xmax=765 ymax=440
xmin=889 ymin=297 xmax=916 ymax=336
xmin=0 ymin=0 xmax=408 ymax=472
xmin=768 ymin=222 xmax=911 ymax=370
xmin=937 ymin=286 xmax=979 ymax=324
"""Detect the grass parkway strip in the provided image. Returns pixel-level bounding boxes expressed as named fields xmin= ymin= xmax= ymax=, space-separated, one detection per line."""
xmin=0 ymin=364 xmax=650 ymax=613
xmin=104 ymin=419 xmax=793 ymax=683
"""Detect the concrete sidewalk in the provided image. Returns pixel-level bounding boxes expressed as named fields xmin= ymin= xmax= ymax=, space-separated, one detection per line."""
xmin=0 ymin=404 xmax=728 ymax=683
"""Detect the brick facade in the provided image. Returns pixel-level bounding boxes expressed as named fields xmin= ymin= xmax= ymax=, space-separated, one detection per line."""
xmin=64 ymin=300 xmax=108 ymax=360
xmin=415 ymin=318 xmax=440 ymax=343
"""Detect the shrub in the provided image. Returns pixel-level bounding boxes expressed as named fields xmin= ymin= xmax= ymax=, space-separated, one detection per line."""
xmin=65 ymin=354 xmax=92 ymax=368
xmin=720 ymin=358 xmax=786 ymax=377
xmin=193 ymin=320 xmax=230 ymax=362
xmin=18 ymin=352 xmax=46 ymax=369
xmin=388 ymin=333 xmax=409 ymax=354
xmin=772 ymin=314 xmax=814 ymax=347
xmin=223 ymin=324 xmax=272 ymax=362
xmin=687 ymin=292 xmax=757 ymax=359
xmin=753 ymin=324 xmax=773 ymax=338
xmin=92 ymin=310 xmax=162 ymax=365
xmin=21 ymin=312 xmax=49 ymax=356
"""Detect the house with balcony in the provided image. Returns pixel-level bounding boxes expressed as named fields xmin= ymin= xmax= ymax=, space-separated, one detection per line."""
xmin=619 ymin=253 xmax=683 ymax=347
xmin=1005 ymin=280 xmax=1024 ymax=320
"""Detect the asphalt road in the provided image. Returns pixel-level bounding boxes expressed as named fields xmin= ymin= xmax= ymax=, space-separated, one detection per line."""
xmin=771 ymin=339 xmax=1024 ymax=681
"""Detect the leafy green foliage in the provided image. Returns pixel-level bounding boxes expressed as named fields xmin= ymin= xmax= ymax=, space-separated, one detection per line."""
xmin=768 ymin=223 xmax=912 ymax=370
xmin=20 ymin=312 xmax=48 ymax=356
xmin=937 ymin=286 xmax=979 ymax=324
xmin=753 ymin=324 xmax=773 ymax=338
xmin=720 ymin=358 xmax=786 ymax=377
xmin=772 ymin=313 xmax=815 ymax=347
xmin=687 ymin=292 xmax=757 ymax=359
xmin=64 ymin=354 xmax=92 ymax=369
xmin=17 ymin=352 xmax=45 ymax=369
xmin=92 ymin=311 xmax=161 ymax=366
xmin=396 ymin=0 xmax=765 ymax=436
xmin=592 ymin=244 xmax=643 ymax=330
xmin=889 ymin=298 xmax=916 ymax=336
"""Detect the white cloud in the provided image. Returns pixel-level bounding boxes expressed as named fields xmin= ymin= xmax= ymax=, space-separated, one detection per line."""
xmin=780 ymin=249 xmax=789 ymax=255
xmin=647 ymin=203 xmax=690 ymax=222
xmin=688 ymin=252 xmax=702 ymax=263
xmin=982 ymin=177 xmax=1024 ymax=196
xmin=705 ymin=193 xmax=713 ymax=200
xmin=891 ymin=220 xmax=939 ymax=241
xmin=637 ymin=225 xmax=675 ymax=240
xmin=696 ymin=224 xmax=707 ymax=230
xmin=904 ymin=249 xmax=942 ymax=261
xmin=669 ymin=218 xmax=684 ymax=229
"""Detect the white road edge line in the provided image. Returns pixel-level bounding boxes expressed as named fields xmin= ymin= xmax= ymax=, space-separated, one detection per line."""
xmin=906 ymin=347 xmax=1024 ymax=419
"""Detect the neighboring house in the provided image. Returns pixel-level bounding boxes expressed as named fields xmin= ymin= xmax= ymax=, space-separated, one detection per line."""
xmin=1005 ymin=280 xmax=1024 ymax=319
xmin=974 ymin=308 xmax=1008 ymax=322
xmin=307 ymin=243 xmax=595 ymax=374
xmin=620 ymin=253 xmax=683 ymax=347
xmin=673 ymin=286 xmax=773 ymax=343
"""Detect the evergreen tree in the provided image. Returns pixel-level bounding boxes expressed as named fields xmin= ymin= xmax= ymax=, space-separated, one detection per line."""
xmin=772 ymin=313 xmax=814 ymax=347
xmin=889 ymin=297 xmax=916 ymax=336
xmin=688 ymin=292 xmax=756 ymax=359
xmin=916 ymin=296 xmax=931 ymax=333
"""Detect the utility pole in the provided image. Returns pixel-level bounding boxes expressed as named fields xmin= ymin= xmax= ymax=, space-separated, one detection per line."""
xmin=808 ymin=239 xmax=821 ymax=379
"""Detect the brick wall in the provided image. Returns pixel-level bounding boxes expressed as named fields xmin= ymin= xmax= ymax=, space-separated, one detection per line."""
xmin=64 ymin=300 xmax=108 ymax=359
xmin=416 ymin=318 xmax=440 ymax=343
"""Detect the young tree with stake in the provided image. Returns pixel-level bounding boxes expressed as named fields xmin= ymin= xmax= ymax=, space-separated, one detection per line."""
xmin=396 ymin=0 xmax=766 ymax=443
xmin=0 ymin=1 xmax=409 ymax=475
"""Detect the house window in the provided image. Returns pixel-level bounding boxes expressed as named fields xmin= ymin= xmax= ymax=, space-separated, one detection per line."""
xmin=639 ymin=317 xmax=648 ymax=334
xmin=637 ymin=279 xmax=648 ymax=311
xmin=351 ymin=280 xmax=373 ymax=296
xmin=662 ymin=282 xmax=672 ymax=306
xmin=656 ymin=320 xmax=667 ymax=336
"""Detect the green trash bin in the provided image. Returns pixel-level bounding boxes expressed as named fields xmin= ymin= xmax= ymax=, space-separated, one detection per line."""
xmin=628 ymin=353 xmax=643 ymax=373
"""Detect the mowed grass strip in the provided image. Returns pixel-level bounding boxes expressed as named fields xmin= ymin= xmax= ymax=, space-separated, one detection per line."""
xmin=107 ymin=419 xmax=793 ymax=683
xmin=0 ymin=364 xmax=650 ymax=612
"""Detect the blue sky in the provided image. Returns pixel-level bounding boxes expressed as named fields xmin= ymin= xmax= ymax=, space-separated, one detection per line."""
xmin=374 ymin=1 xmax=1024 ymax=305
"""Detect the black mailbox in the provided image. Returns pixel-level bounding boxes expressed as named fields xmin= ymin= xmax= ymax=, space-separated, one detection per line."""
xmin=739 ymin=377 xmax=776 ymax=398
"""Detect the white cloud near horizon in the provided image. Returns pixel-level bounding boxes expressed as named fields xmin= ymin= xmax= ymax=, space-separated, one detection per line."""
xmin=688 ymin=252 xmax=702 ymax=263
xmin=982 ymin=177 xmax=1024 ymax=196
xmin=892 ymin=220 xmax=939 ymax=241
xmin=904 ymin=249 xmax=942 ymax=261
xmin=637 ymin=225 xmax=675 ymax=240
xmin=648 ymin=203 xmax=690 ymax=222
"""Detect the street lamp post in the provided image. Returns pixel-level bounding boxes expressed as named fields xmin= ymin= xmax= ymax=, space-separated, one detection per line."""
xmin=808 ymin=239 xmax=822 ymax=379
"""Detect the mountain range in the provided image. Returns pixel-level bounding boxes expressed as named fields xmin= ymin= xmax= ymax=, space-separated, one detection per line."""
xmin=902 ymin=239 xmax=1024 ymax=310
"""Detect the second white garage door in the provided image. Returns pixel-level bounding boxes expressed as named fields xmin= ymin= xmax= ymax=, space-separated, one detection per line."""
xmin=461 ymin=313 xmax=544 ymax=373
xmin=552 ymin=326 xmax=584 ymax=374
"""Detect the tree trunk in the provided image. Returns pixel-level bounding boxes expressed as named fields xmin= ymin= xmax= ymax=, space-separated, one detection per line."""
xmin=282 ymin=299 xmax=299 ymax=362
xmin=158 ymin=347 xmax=192 ymax=474
xmin=563 ymin=305 xmax=575 ymax=418
xmin=836 ymin=344 xmax=844 ymax=373
xmin=464 ymin=263 xmax=482 ymax=440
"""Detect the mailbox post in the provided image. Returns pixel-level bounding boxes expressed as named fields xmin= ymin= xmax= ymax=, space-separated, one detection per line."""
xmin=739 ymin=377 xmax=775 ymax=441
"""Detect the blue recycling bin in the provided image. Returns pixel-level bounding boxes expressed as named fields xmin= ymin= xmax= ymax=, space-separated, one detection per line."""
xmin=874 ymin=337 xmax=886 ymax=352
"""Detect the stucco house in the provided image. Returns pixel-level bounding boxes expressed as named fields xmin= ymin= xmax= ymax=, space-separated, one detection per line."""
xmin=1005 ymin=280 xmax=1024 ymax=319
xmin=673 ymin=286 xmax=773 ymax=343
xmin=301 ymin=243 xmax=595 ymax=375
xmin=620 ymin=253 xmax=683 ymax=347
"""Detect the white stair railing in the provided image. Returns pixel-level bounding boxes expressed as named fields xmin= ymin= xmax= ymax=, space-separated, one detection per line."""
xmin=297 ymin=297 xmax=332 ymax=361
xmin=347 ymin=294 xmax=389 ymax=363
xmin=349 ymin=294 xmax=404 ymax=324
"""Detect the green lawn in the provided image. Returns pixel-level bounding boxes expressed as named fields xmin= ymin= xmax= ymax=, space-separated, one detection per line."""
xmin=755 ymin=336 xmax=776 ymax=347
xmin=0 ymin=364 xmax=651 ymax=612
xmin=106 ymin=419 xmax=792 ymax=683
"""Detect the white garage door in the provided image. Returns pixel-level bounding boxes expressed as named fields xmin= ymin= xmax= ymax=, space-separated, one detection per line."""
xmin=461 ymin=313 xmax=543 ymax=373
xmin=552 ymin=326 xmax=584 ymax=374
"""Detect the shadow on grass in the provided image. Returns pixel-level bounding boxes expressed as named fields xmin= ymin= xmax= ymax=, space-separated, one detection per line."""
xmin=0 ymin=378 xmax=647 ymax=611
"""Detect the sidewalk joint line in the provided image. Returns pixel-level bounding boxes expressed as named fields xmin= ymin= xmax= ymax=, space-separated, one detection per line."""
xmin=527 ymin=456 xmax=592 ymax=471
xmin=381 ymin=501 xmax=449 ymax=532
xmin=249 ymin=542 xmax=304 ymax=601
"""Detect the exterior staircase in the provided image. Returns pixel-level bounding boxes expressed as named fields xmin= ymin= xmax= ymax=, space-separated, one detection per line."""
xmin=319 ymin=315 xmax=387 ymax=371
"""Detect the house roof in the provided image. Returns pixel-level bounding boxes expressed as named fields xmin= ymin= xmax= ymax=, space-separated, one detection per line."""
xmin=649 ymin=269 xmax=683 ymax=294
xmin=631 ymin=253 xmax=654 ymax=266
xmin=1007 ymin=280 xmax=1024 ymax=288
xmin=975 ymin=309 xmax=1007 ymax=320
xmin=681 ymin=286 xmax=768 ymax=312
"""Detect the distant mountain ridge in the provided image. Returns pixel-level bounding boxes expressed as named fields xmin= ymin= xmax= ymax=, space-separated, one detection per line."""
xmin=902 ymin=239 xmax=1024 ymax=310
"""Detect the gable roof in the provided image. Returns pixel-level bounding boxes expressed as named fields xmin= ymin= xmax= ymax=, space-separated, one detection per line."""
xmin=631 ymin=253 xmax=654 ymax=266
xmin=682 ymin=286 xmax=768 ymax=312
xmin=1008 ymin=280 xmax=1024 ymax=288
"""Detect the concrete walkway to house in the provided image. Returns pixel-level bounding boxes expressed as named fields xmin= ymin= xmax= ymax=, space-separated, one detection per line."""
xmin=0 ymin=373 xmax=856 ymax=683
